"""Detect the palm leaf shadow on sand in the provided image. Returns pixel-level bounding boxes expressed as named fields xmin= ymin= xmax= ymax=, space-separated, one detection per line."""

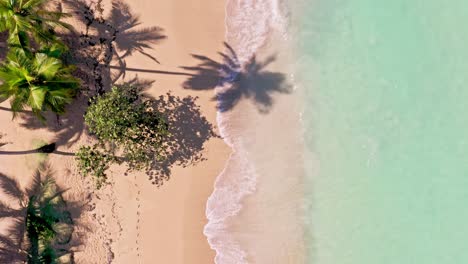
xmin=62 ymin=0 xmax=166 ymax=93
xmin=180 ymin=42 xmax=292 ymax=113
xmin=109 ymin=0 xmax=166 ymax=63
xmin=0 ymin=165 xmax=85 ymax=263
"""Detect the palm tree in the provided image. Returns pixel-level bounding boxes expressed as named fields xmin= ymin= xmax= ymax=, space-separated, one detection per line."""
xmin=25 ymin=175 xmax=73 ymax=263
xmin=0 ymin=0 xmax=71 ymax=48
xmin=0 ymin=165 xmax=74 ymax=263
xmin=0 ymin=45 xmax=79 ymax=120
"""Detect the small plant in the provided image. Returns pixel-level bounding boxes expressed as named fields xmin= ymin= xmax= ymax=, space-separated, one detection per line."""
xmin=76 ymin=145 xmax=115 ymax=189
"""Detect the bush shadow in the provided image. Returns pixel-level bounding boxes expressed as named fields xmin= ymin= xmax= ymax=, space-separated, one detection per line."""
xmin=116 ymin=79 xmax=217 ymax=186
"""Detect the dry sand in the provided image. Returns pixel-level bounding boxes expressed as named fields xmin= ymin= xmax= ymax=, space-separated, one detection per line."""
xmin=0 ymin=0 xmax=229 ymax=263
xmin=107 ymin=0 xmax=229 ymax=263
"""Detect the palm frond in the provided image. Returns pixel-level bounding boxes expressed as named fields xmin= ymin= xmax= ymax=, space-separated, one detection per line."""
xmin=25 ymin=169 xmax=42 ymax=198
xmin=0 ymin=173 xmax=23 ymax=201
xmin=34 ymin=53 xmax=61 ymax=79
xmin=0 ymin=47 xmax=79 ymax=119
xmin=27 ymin=86 xmax=47 ymax=111
xmin=0 ymin=200 xmax=22 ymax=218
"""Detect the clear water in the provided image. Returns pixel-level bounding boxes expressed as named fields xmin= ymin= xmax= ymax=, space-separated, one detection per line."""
xmin=300 ymin=0 xmax=468 ymax=263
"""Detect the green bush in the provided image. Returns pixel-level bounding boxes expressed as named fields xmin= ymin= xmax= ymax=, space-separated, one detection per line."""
xmin=76 ymin=145 xmax=115 ymax=189
xmin=77 ymin=85 xmax=170 ymax=187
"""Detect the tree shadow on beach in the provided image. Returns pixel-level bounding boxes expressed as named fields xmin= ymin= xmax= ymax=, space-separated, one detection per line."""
xmin=62 ymin=0 xmax=166 ymax=95
xmin=15 ymin=97 xmax=87 ymax=151
xmin=112 ymin=80 xmax=217 ymax=186
xmin=181 ymin=42 xmax=292 ymax=113
xmin=0 ymin=164 xmax=85 ymax=263
xmin=0 ymin=97 xmax=86 ymax=157
xmin=146 ymin=93 xmax=218 ymax=186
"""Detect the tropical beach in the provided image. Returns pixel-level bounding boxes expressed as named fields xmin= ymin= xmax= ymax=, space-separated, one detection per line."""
xmin=0 ymin=0 xmax=231 ymax=262
xmin=4 ymin=0 xmax=468 ymax=264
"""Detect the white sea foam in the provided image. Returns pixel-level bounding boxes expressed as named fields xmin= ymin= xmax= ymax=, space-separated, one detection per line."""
xmin=203 ymin=0 xmax=292 ymax=263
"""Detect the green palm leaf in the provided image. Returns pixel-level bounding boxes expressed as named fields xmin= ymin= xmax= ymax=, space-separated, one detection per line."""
xmin=28 ymin=86 xmax=47 ymax=110
xmin=0 ymin=48 xmax=79 ymax=119
xmin=33 ymin=53 xmax=61 ymax=80
xmin=0 ymin=0 xmax=71 ymax=46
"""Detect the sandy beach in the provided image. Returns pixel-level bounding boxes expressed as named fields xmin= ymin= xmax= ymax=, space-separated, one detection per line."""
xmin=106 ymin=0 xmax=230 ymax=263
xmin=0 ymin=0 xmax=229 ymax=263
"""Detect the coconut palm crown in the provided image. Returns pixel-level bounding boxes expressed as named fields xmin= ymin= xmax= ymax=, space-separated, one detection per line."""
xmin=0 ymin=45 xmax=79 ymax=120
xmin=0 ymin=0 xmax=71 ymax=47
xmin=0 ymin=166 xmax=75 ymax=263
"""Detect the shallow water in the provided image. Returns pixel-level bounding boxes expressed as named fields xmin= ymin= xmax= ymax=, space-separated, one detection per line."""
xmin=204 ymin=0 xmax=304 ymax=263
xmin=206 ymin=0 xmax=468 ymax=263
xmin=300 ymin=0 xmax=468 ymax=263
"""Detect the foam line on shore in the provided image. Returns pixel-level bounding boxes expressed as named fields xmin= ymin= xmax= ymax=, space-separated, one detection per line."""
xmin=203 ymin=0 xmax=289 ymax=263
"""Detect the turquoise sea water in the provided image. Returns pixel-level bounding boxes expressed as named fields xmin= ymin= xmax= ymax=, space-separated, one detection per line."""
xmin=300 ymin=0 xmax=468 ymax=263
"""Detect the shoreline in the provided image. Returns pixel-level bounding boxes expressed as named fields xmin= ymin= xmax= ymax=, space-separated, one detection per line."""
xmin=205 ymin=0 xmax=306 ymax=263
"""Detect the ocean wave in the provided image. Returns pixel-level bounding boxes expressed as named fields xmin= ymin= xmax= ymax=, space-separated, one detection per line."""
xmin=204 ymin=0 xmax=290 ymax=263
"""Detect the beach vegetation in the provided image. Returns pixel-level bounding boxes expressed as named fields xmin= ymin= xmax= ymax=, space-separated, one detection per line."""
xmin=0 ymin=0 xmax=78 ymax=121
xmin=76 ymin=144 xmax=115 ymax=189
xmin=0 ymin=165 xmax=75 ymax=263
xmin=76 ymin=85 xmax=169 ymax=188
xmin=0 ymin=0 xmax=71 ymax=48
xmin=0 ymin=45 xmax=79 ymax=120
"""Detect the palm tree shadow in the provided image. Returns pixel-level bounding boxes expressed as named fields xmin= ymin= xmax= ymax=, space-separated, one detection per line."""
xmin=109 ymin=0 xmax=166 ymax=63
xmin=180 ymin=42 xmax=292 ymax=113
xmin=0 ymin=219 xmax=26 ymax=263
xmin=0 ymin=165 xmax=85 ymax=263
xmin=14 ymin=96 xmax=87 ymax=151
xmin=62 ymin=0 xmax=166 ymax=95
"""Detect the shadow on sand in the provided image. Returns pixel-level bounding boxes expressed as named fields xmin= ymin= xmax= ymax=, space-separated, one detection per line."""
xmin=61 ymin=0 xmax=166 ymax=95
xmin=144 ymin=92 xmax=218 ymax=186
xmin=0 ymin=0 xmax=218 ymax=186
xmin=0 ymin=165 xmax=85 ymax=263
xmin=1 ymin=0 xmax=166 ymax=154
xmin=98 ymin=81 xmax=217 ymax=186
xmin=181 ymin=42 xmax=292 ymax=113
